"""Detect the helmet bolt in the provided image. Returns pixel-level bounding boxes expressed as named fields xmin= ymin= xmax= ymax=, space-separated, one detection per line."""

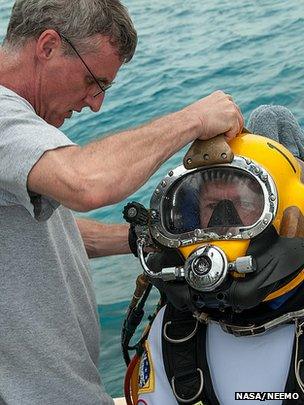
xmin=150 ymin=210 xmax=157 ymax=219
xmin=261 ymin=173 xmax=268 ymax=182
xmin=127 ymin=207 xmax=137 ymax=218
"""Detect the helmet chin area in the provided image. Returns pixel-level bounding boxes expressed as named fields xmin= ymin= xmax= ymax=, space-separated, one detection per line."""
xmin=136 ymin=236 xmax=255 ymax=300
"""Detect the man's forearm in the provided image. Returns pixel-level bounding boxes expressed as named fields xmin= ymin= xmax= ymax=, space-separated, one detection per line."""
xmin=72 ymin=110 xmax=199 ymax=207
xmin=76 ymin=218 xmax=131 ymax=258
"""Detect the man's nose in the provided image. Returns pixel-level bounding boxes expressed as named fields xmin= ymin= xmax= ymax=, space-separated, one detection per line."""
xmin=85 ymin=92 xmax=105 ymax=112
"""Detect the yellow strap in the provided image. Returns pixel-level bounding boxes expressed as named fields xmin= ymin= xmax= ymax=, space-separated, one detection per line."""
xmin=263 ymin=269 xmax=304 ymax=301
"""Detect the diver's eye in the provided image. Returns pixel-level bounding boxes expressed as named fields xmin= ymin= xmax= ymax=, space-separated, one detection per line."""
xmin=205 ymin=202 xmax=217 ymax=210
xmin=238 ymin=201 xmax=255 ymax=210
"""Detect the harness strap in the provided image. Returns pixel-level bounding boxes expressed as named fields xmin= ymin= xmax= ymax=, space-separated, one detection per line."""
xmin=204 ymin=308 xmax=304 ymax=337
xmin=162 ymin=303 xmax=304 ymax=405
xmin=283 ymin=318 xmax=304 ymax=404
xmin=162 ymin=304 xmax=219 ymax=405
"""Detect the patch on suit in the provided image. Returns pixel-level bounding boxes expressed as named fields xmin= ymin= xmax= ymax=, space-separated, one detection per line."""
xmin=137 ymin=341 xmax=155 ymax=394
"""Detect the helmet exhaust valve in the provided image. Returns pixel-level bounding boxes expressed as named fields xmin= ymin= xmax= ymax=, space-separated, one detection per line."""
xmin=184 ymin=245 xmax=228 ymax=292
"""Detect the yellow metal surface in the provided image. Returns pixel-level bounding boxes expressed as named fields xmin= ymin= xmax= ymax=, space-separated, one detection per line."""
xmin=179 ymin=240 xmax=250 ymax=262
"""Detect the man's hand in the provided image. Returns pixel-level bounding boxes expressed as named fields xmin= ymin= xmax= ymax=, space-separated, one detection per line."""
xmin=183 ymin=90 xmax=244 ymax=141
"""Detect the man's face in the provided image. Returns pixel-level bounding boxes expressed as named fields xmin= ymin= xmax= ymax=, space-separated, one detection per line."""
xmin=37 ymin=35 xmax=123 ymax=127
xmin=199 ymin=178 xmax=264 ymax=229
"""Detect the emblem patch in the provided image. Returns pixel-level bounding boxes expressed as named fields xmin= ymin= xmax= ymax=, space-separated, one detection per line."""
xmin=137 ymin=341 xmax=155 ymax=394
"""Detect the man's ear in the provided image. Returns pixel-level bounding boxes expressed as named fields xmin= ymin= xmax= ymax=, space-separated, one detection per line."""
xmin=36 ymin=29 xmax=61 ymax=60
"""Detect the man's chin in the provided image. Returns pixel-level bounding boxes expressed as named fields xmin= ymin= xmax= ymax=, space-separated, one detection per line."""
xmin=56 ymin=117 xmax=66 ymax=128
xmin=44 ymin=115 xmax=65 ymax=128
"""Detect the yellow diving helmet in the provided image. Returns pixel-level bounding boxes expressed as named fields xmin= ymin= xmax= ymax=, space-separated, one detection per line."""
xmin=124 ymin=132 xmax=304 ymax=312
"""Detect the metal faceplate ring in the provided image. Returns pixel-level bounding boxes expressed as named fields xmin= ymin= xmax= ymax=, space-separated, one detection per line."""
xmin=149 ymin=156 xmax=278 ymax=248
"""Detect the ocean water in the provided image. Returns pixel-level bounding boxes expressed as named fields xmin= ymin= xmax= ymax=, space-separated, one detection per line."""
xmin=1 ymin=0 xmax=304 ymax=397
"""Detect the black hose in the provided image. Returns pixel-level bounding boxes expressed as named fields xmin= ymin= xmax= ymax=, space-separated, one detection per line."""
xmin=121 ymin=284 xmax=152 ymax=366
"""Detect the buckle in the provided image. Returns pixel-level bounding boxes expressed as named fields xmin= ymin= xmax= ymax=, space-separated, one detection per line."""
xmin=171 ymin=368 xmax=204 ymax=403
xmin=163 ymin=320 xmax=199 ymax=343
xmin=219 ymin=322 xmax=266 ymax=337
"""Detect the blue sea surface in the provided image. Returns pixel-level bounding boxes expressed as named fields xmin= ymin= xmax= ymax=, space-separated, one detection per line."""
xmin=1 ymin=0 xmax=304 ymax=397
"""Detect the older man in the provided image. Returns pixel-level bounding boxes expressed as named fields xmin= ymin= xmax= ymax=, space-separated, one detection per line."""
xmin=0 ymin=0 xmax=242 ymax=404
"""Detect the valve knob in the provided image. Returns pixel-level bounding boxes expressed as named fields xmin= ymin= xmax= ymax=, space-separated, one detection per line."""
xmin=123 ymin=202 xmax=149 ymax=225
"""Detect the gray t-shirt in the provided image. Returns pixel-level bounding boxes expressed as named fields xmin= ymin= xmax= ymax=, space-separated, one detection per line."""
xmin=0 ymin=86 xmax=113 ymax=405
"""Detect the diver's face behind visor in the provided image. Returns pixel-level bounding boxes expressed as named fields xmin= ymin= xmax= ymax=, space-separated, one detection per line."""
xmin=200 ymin=170 xmax=264 ymax=228
xmin=163 ymin=166 xmax=265 ymax=239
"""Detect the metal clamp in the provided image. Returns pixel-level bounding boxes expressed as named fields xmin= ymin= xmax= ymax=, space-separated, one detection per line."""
xmin=217 ymin=308 xmax=304 ymax=337
xmin=171 ymin=368 xmax=204 ymax=403
xmin=163 ymin=320 xmax=199 ymax=344
xmin=295 ymin=318 xmax=304 ymax=394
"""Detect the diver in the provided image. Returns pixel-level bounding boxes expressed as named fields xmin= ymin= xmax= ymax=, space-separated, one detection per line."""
xmin=122 ymin=105 xmax=304 ymax=405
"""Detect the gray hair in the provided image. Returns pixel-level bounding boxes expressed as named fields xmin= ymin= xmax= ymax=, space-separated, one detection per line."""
xmin=3 ymin=0 xmax=137 ymax=62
